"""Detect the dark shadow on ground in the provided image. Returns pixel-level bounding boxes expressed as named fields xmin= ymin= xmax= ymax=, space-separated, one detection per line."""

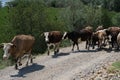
xmin=113 ymin=48 xmax=120 ymax=52
xmin=52 ymin=52 xmax=70 ymax=58
xmin=96 ymin=47 xmax=112 ymax=53
xmin=11 ymin=63 xmax=45 ymax=77
xmin=72 ymin=49 xmax=98 ymax=53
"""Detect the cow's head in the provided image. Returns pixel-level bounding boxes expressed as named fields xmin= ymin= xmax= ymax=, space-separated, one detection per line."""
xmin=1 ymin=43 xmax=16 ymax=60
xmin=43 ymin=32 xmax=49 ymax=42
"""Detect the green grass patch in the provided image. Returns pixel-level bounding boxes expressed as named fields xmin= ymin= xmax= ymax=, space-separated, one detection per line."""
xmin=0 ymin=60 xmax=12 ymax=69
xmin=107 ymin=61 xmax=120 ymax=73
xmin=112 ymin=61 xmax=120 ymax=69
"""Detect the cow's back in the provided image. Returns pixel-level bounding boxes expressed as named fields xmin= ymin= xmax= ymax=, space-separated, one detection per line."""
xmin=79 ymin=29 xmax=92 ymax=41
xmin=67 ymin=31 xmax=80 ymax=41
xmin=11 ymin=35 xmax=35 ymax=57
xmin=108 ymin=27 xmax=120 ymax=34
xmin=49 ymin=31 xmax=63 ymax=43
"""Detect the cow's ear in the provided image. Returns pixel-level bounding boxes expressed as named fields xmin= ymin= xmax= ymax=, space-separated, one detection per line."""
xmin=0 ymin=43 xmax=4 ymax=48
xmin=11 ymin=44 xmax=16 ymax=48
xmin=0 ymin=45 xmax=3 ymax=48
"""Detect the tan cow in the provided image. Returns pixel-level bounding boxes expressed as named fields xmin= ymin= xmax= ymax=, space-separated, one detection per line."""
xmin=96 ymin=26 xmax=104 ymax=31
xmin=93 ymin=29 xmax=108 ymax=49
xmin=0 ymin=34 xmax=35 ymax=69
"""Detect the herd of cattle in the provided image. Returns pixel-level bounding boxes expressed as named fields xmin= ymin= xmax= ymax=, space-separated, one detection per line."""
xmin=0 ymin=26 xmax=120 ymax=69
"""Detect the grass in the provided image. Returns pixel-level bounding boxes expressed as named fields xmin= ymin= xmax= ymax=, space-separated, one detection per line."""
xmin=112 ymin=61 xmax=120 ymax=69
xmin=0 ymin=59 xmax=12 ymax=69
xmin=107 ymin=61 xmax=120 ymax=73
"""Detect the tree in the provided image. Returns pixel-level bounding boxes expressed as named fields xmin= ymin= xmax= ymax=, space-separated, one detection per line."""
xmin=8 ymin=0 xmax=48 ymax=53
xmin=101 ymin=9 xmax=112 ymax=28
xmin=112 ymin=13 xmax=120 ymax=26
xmin=102 ymin=0 xmax=120 ymax=12
xmin=7 ymin=0 xmax=68 ymax=54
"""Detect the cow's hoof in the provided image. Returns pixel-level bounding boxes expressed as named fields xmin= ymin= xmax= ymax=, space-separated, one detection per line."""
xmin=47 ymin=52 xmax=50 ymax=55
xmin=56 ymin=49 xmax=59 ymax=53
xmin=72 ymin=49 xmax=74 ymax=51
xmin=30 ymin=59 xmax=33 ymax=63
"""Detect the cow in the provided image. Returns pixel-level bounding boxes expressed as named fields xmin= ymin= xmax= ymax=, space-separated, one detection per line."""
xmin=63 ymin=27 xmax=93 ymax=51
xmin=117 ymin=32 xmax=120 ymax=50
xmin=42 ymin=31 xmax=63 ymax=55
xmin=91 ymin=32 xmax=99 ymax=49
xmin=63 ymin=31 xmax=80 ymax=51
xmin=0 ymin=35 xmax=35 ymax=69
xmin=106 ymin=27 xmax=120 ymax=49
xmin=96 ymin=26 xmax=104 ymax=31
xmin=92 ymin=29 xmax=109 ymax=49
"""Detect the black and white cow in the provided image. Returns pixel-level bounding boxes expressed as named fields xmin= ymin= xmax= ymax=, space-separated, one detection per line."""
xmin=42 ymin=31 xmax=63 ymax=55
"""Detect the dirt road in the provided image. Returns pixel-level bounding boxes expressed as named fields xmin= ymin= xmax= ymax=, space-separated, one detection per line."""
xmin=0 ymin=42 xmax=120 ymax=80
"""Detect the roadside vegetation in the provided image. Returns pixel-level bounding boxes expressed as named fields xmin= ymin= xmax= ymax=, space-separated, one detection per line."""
xmin=107 ymin=61 xmax=120 ymax=73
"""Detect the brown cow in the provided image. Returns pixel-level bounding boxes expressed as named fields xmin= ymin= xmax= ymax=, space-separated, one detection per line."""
xmin=107 ymin=27 xmax=120 ymax=48
xmin=117 ymin=32 xmax=120 ymax=50
xmin=0 ymin=35 xmax=35 ymax=69
xmin=42 ymin=31 xmax=63 ymax=55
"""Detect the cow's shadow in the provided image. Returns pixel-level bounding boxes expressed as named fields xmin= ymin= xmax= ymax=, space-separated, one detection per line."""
xmin=72 ymin=49 xmax=98 ymax=53
xmin=11 ymin=63 xmax=45 ymax=77
xmin=52 ymin=52 xmax=70 ymax=58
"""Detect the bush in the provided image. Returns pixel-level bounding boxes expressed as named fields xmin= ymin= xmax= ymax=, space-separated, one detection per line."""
xmin=112 ymin=13 xmax=120 ymax=26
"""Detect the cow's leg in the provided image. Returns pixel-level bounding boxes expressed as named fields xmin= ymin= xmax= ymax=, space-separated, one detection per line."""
xmin=50 ymin=44 xmax=56 ymax=55
xmin=72 ymin=42 xmax=75 ymax=51
xmin=104 ymin=36 xmax=108 ymax=46
xmin=86 ymin=40 xmax=90 ymax=50
xmin=92 ymin=40 xmax=95 ymax=49
xmin=53 ymin=44 xmax=57 ymax=55
xmin=98 ymin=40 xmax=100 ymax=48
xmin=112 ymin=41 xmax=114 ymax=48
xmin=88 ymin=40 xmax=91 ymax=50
xmin=85 ymin=40 xmax=88 ymax=49
xmin=111 ymin=38 xmax=114 ymax=48
xmin=75 ymin=42 xmax=79 ymax=51
xmin=92 ymin=41 xmax=94 ymax=49
xmin=26 ymin=50 xmax=33 ymax=66
xmin=54 ymin=43 xmax=60 ymax=55
xmin=18 ymin=57 xmax=22 ymax=66
xmin=15 ymin=58 xmax=18 ymax=70
xmin=116 ymin=44 xmax=119 ymax=50
xmin=100 ymin=40 xmax=102 ymax=49
xmin=47 ymin=44 xmax=50 ymax=55
xmin=30 ymin=54 xmax=33 ymax=64
xmin=56 ymin=43 xmax=60 ymax=53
